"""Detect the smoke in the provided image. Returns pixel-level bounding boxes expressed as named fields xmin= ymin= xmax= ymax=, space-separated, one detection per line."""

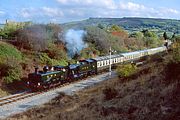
xmin=64 ymin=29 xmax=87 ymax=57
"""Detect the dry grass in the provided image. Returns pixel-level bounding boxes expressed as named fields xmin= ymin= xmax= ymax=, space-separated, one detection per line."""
xmin=5 ymin=52 xmax=180 ymax=120
xmin=0 ymin=88 xmax=9 ymax=97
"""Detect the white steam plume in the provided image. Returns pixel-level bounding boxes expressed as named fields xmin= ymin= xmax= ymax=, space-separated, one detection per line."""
xmin=64 ymin=29 xmax=87 ymax=57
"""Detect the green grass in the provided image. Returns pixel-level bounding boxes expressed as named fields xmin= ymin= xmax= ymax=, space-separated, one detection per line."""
xmin=0 ymin=41 xmax=23 ymax=83
xmin=0 ymin=41 xmax=22 ymax=62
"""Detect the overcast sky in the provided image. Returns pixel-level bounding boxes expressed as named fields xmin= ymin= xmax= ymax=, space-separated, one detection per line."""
xmin=0 ymin=0 xmax=180 ymax=23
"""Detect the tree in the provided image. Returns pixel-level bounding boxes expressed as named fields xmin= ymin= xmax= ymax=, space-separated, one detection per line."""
xmin=0 ymin=21 xmax=32 ymax=38
xmin=84 ymin=26 xmax=110 ymax=55
xmin=97 ymin=23 xmax=104 ymax=29
xmin=163 ymin=32 xmax=168 ymax=40
xmin=142 ymin=30 xmax=162 ymax=48
xmin=109 ymin=25 xmax=124 ymax=32
xmin=14 ymin=24 xmax=64 ymax=51
xmin=129 ymin=32 xmax=145 ymax=49
xmin=171 ymin=33 xmax=176 ymax=42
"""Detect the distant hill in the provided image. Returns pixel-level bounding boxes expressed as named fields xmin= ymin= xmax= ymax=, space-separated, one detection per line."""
xmin=61 ymin=17 xmax=180 ymax=34
xmin=0 ymin=24 xmax=4 ymax=28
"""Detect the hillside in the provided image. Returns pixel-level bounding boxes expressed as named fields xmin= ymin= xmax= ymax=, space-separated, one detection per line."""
xmin=7 ymin=51 xmax=180 ymax=120
xmin=62 ymin=17 xmax=180 ymax=35
xmin=0 ymin=20 xmax=169 ymax=96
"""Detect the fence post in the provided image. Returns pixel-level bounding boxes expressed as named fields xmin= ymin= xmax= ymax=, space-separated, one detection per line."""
xmin=0 ymin=36 xmax=2 ymax=41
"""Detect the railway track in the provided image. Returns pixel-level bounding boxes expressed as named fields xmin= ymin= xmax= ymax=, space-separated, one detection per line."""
xmin=0 ymin=75 xmax=97 ymax=107
xmin=0 ymin=72 xmax=115 ymax=119
xmin=0 ymin=70 xmax=112 ymax=108
xmin=0 ymin=91 xmax=39 ymax=106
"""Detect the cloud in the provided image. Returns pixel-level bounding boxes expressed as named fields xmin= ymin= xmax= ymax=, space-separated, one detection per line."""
xmin=0 ymin=10 xmax=5 ymax=16
xmin=120 ymin=2 xmax=145 ymax=11
xmin=163 ymin=8 xmax=179 ymax=14
xmin=20 ymin=8 xmax=34 ymax=18
xmin=12 ymin=1 xmax=180 ymax=23
xmin=56 ymin=0 xmax=116 ymax=9
xmin=118 ymin=2 xmax=180 ymax=19
xmin=42 ymin=7 xmax=64 ymax=17
xmin=20 ymin=7 xmax=64 ymax=19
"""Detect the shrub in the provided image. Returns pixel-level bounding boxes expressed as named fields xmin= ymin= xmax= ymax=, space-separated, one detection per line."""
xmin=165 ymin=62 xmax=180 ymax=82
xmin=0 ymin=41 xmax=22 ymax=61
xmin=46 ymin=43 xmax=68 ymax=60
xmin=116 ymin=64 xmax=137 ymax=78
xmin=14 ymin=24 xmax=63 ymax=51
xmin=103 ymin=87 xmax=118 ymax=100
xmin=39 ymin=53 xmax=67 ymax=66
xmin=80 ymin=46 xmax=100 ymax=59
xmin=0 ymin=57 xmax=23 ymax=83
xmin=0 ymin=42 xmax=23 ymax=83
xmin=172 ymin=42 xmax=180 ymax=63
xmin=39 ymin=53 xmax=53 ymax=65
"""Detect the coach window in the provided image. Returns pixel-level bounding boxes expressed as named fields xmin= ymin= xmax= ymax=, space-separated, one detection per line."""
xmin=97 ymin=62 xmax=100 ymax=67
xmin=104 ymin=61 xmax=106 ymax=66
xmin=101 ymin=61 xmax=103 ymax=66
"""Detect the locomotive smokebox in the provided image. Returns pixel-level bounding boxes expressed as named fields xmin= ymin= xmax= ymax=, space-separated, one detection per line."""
xmin=43 ymin=66 xmax=49 ymax=73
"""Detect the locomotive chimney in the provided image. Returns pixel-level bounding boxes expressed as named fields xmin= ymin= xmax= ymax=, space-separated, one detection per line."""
xmin=35 ymin=66 xmax=39 ymax=74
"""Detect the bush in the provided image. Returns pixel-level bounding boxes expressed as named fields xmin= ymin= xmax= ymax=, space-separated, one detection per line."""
xmin=39 ymin=53 xmax=53 ymax=65
xmin=39 ymin=53 xmax=67 ymax=66
xmin=0 ymin=57 xmax=23 ymax=83
xmin=46 ymin=43 xmax=68 ymax=60
xmin=79 ymin=46 xmax=100 ymax=59
xmin=0 ymin=42 xmax=23 ymax=83
xmin=116 ymin=64 xmax=137 ymax=78
xmin=14 ymin=24 xmax=63 ymax=51
xmin=172 ymin=42 xmax=180 ymax=63
xmin=0 ymin=41 xmax=22 ymax=61
xmin=103 ymin=87 xmax=118 ymax=100
xmin=165 ymin=62 xmax=180 ymax=81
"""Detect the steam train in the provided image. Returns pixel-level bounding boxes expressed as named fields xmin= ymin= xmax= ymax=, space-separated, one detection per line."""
xmin=27 ymin=45 xmax=169 ymax=91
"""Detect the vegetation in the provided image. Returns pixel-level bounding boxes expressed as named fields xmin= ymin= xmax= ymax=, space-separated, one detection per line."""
xmin=0 ymin=21 xmax=32 ymax=38
xmin=0 ymin=23 xmax=67 ymax=85
xmin=116 ymin=64 xmax=137 ymax=78
xmin=0 ymin=41 xmax=22 ymax=61
xmin=0 ymin=57 xmax=23 ymax=83
xmin=172 ymin=35 xmax=180 ymax=63
xmin=0 ymin=42 xmax=23 ymax=83
xmin=81 ymin=25 xmax=163 ymax=58
xmin=8 ymin=51 xmax=180 ymax=120
xmin=0 ymin=19 xmax=177 ymax=95
xmin=14 ymin=24 xmax=63 ymax=51
xmin=62 ymin=17 xmax=180 ymax=34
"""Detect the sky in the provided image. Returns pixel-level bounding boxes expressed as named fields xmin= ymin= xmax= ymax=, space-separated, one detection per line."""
xmin=0 ymin=0 xmax=180 ymax=23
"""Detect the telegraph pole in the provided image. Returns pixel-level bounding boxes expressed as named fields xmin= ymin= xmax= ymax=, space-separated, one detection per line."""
xmin=109 ymin=46 xmax=112 ymax=76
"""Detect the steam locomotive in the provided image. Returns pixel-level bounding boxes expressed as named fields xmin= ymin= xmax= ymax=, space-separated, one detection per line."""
xmin=27 ymin=45 xmax=168 ymax=91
